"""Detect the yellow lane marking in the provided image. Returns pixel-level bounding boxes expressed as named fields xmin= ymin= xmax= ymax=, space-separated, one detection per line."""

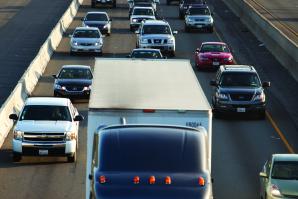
xmin=266 ymin=111 xmax=295 ymax=154
xmin=214 ymin=28 xmax=295 ymax=154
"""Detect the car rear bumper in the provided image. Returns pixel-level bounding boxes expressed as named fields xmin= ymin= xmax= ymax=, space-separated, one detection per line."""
xmin=13 ymin=140 xmax=76 ymax=156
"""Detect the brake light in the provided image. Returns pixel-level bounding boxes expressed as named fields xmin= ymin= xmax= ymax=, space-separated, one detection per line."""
xmin=99 ymin=175 xmax=106 ymax=184
xmin=149 ymin=176 xmax=156 ymax=184
xmin=143 ymin=109 xmax=155 ymax=113
xmin=165 ymin=176 xmax=171 ymax=184
xmin=198 ymin=177 xmax=205 ymax=186
xmin=133 ymin=176 xmax=140 ymax=184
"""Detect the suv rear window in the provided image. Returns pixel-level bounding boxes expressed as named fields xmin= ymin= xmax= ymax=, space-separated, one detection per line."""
xmin=99 ymin=130 xmax=202 ymax=172
xmin=220 ymin=72 xmax=261 ymax=87
xmin=20 ymin=105 xmax=72 ymax=121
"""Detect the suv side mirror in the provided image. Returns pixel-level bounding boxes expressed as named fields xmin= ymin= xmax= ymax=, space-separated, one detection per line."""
xmin=173 ymin=30 xmax=178 ymax=35
xmin=210 ymin=80 xmax=217 ymax=86
xmin=259 ymin=172 xmax=268 ymax=178
xmin=9 ymin=113 xmax=18 ymax=120
xmin=52 ymin=74 xmax=57 ymax=79
xmin=74 ymin=115 xmax=84 ymax=121
xmin=262 ymin=81 xmax=271 ymax=88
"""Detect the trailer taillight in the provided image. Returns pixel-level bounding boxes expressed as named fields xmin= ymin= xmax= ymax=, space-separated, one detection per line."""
xmin=143 ymin=109 xmax=155 ymax=113
xmin=149 ymin=176 xmax=156 ymax=184
xmin=198 ymin=177 xmax=205 ymax=186
xmin=133 ymin=176 xmax=140 ymax=184
xmin=165 ymin=176 xmax=171 ymax=184
xmin=99 ymin=175 xmax=106 ymax=184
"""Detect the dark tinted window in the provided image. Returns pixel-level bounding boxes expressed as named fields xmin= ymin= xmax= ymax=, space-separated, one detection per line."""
xmin=73 ymin=30 xmax=100 ymax=38
xmin=185 ymin=0 xmax=205 ymax=3
xmin=131 ymin=50 xmax=162 ymax=58
xmin=143 ymin=25 xmax=171 ymax=34
xmin=271 ymin=161 xmax=298 ymax=180
xmin=220 ymin=72 xmax=261 ymax=87
xmin=201 ymin=44 xmax=229 ymax=53
xmin=99 ymin=129 xmax=203 ymax=172
xmin=133 ymin=8 xmax=154 ymax=15
xmin=58 ymin=68 xmax=93 ymax=79
xmin=20 ymin=105 xmax=72 ymax=121
xmin=188 ymin=8 xmax=210 ymax=15
xmin=85 ymin=13 xmax=108 ymax=21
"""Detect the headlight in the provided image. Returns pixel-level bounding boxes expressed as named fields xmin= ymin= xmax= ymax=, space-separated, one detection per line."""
xmin=132 ymin=19 xmax=138 ymax=23
xmin=141 ymin=38 xmax=148 ymax=43
xmin=216 ymin=93 xmax=229 ymax=100
xmin=61 ymin=86 xmax=66 ymax=90
xmin=72 ymin=41 xmax=78 ymax=46
xmin=254 ymin=92 xmax=265 ymax=102
xmin=205 ymin=18 xmax=212 ymax=23
xmin=14 ymin=131 xmax=24 ymax=140
xmin=187 ymin=17 xmax=194 ymax=22
xmin=65 ymin=131 xmax=76 ymax=141
xmin=95 ymin=42 xmax=100 ymax=46
xmin=270 ymin=184 xmax=282 ymax=197
xmin=83 ymin=85 xmax=91 ymax=91
xmin=168 ymin=38 xmax=174 ymax=44
xmin=224 ymin=57 xmax=233 ymax=61
xmin=54 ymin=84 xmax=62 ymax=89
xmin=103 ymin=24 xmax=109 ymax=29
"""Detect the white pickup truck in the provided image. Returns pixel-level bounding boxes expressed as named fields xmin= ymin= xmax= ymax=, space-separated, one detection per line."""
xmin=9 ymin=97 xmax=84 ymax=162
xmin=86 ymin=58 xmax=213 ymax=198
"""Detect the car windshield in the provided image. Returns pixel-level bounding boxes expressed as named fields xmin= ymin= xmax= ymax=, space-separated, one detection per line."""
xmin=73 ymin=30 xmax=100 ymax=38
xmin=133 ymin=8 xmax=154 ymax=15
xmin=188 ymin=8 xmax=210 ymax=15
xmin=131 ymin=51 xmax=162 ymax=58
xmin=271 ymin=161 xmax=298 ymax=180
xmin=58 ymin=68 xmax=93 ymax=79
xmin=99 ymin=130 xmax=202 ymax=172
xmin=201 ymin=44 xmax=230 ymax=53
xmin=220 ymin=72 xmax=261 ymax=87
xmin=19 ymin=105 xmax=72 ymax=121
xmin=85 ymin=13 xmax=108 ymax=21
xmin=143 ymin=25 xmax=171 ymax=34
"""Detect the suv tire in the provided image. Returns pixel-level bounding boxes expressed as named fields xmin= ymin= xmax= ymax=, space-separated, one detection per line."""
xmin=67 ymin=152 xmax=76 ymax=163
xmin=13 ymin=153 xmax=22 ymax=162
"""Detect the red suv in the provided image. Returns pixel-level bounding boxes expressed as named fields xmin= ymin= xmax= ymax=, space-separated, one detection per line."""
xmin=195 ymin=42 xmax=234 ymax=70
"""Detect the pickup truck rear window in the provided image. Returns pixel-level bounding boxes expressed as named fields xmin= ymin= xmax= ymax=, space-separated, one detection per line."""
xmin=20 ymin=105 xmax=72 ymax=121
xmin=99 ymin=130 xmax=203 ymax=172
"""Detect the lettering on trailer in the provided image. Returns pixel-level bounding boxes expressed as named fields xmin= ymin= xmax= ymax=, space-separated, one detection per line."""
xmin=186 ymin=122 xmax=202 ymax=128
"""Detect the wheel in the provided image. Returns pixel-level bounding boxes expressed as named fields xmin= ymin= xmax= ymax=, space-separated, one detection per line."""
xmin=13 ymin=153 xmax=22 ymax=162
xmin=54 ymin=92 xmax=59 ymax=97
xmin=91 ymin=1 xmax=96 ymax=8
xmin=96 ymin=51 xmax=103 ymax=56
xmin=67 ymin=152 xmax=76 ymax=163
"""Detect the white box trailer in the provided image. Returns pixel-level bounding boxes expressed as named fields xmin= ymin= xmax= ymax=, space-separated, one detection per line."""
xmin=86 ymin=58 xmax=212 ymax=198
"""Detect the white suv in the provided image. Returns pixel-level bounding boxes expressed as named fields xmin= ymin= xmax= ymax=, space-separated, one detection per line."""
xmin=136 ymin=20 xmax=178 ymax=56
xmin=9 ymin=97 xmax=84 ymax=162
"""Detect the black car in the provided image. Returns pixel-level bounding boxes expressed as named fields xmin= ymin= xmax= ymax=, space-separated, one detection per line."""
xmin=127 ymin=48 xmax=164 ymax=59
xmin=210 ymin=65 xmax=270 ymax=119
xmin=88 ymin=125 xmax=212 ymax=199
xmin=179 ymin=0 xmax=206 ymax=19
xmin=82 ymin=12 xmax=112 ymax=36
xmin=53 ymin=65 xmax=93 ymax=99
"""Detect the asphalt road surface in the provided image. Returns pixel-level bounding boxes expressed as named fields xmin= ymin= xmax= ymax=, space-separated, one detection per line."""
xmin=0 ymin=0 xmax=72 ymax=104
xmin=0 ymin=0 xmax=298 ymax=198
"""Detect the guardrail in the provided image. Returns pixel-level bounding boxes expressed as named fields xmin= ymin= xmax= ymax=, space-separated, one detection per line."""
xmin=0 ymin=0 xmax=84 ymax=148
xmin=222 ymin=0 xmax=298 ymax=81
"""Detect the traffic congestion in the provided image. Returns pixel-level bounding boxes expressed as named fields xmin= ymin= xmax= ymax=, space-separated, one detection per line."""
xmin=0 ymin=0 xmax=297 ymax=198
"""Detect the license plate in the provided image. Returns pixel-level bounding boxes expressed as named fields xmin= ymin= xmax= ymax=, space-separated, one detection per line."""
xmin=237 ymin=108 xmax=246 ymax=113
xmin=196 ymin=25 xmax=202 ymax=28
xmin=213 ymin=61 xmax=220 ymax=66
xmin=39 ymin=150 xmax=48 ymax=155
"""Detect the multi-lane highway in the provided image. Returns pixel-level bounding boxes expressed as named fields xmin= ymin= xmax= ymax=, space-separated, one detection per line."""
xmin=0 ymin=0 xmax=298 ymax=198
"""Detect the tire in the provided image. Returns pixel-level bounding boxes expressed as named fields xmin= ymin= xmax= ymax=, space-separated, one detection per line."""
xmin=13 ymin=153 xmax=22 ymax=162
xmin=70 ymin=50 xmax=75 ymax=56
xmin=54 ymin=92 xmax=59 ymax=97
xmin=91 ymin=1 xmax=96 ymax=8
xmin=67 ymin=152 xmax=76 ymax=163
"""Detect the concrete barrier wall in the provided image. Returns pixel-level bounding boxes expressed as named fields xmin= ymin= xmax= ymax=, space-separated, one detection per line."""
xmin=0 ymin=0 xmax=83 ymax=148
xmin=222 ymin=0 xmax=298 ymax=81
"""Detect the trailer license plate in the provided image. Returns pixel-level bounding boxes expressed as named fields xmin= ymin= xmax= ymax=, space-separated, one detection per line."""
xmin=39 ymin=150 xmax=48 ymax=155
xmin=237 ymin=108 xmax=246 ymax=112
